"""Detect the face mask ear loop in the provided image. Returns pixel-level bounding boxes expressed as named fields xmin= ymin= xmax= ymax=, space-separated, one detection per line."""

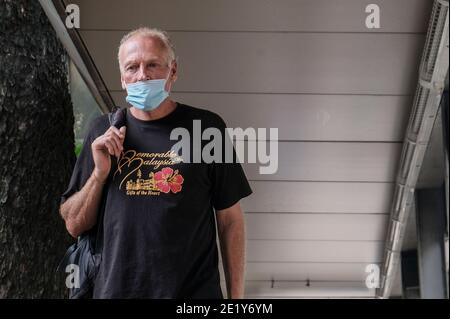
xmin=165 ymin=66 xmax=173 ymax=94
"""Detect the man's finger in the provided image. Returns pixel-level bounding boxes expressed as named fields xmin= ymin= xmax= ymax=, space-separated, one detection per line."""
xmin=108 ymin=126 xmax=123 ymax=138
xmin=104 ymin=138 xmax=120 ymax=157
xmin=107 ymin=132 xmax=124 ymax=151
xmin=104 ymin=140 xmax=116 ymax=156
xmin=119 ymin=126 xmax=126 ymax=139
xmin=109 ymin=127 xmax=125 ymax=142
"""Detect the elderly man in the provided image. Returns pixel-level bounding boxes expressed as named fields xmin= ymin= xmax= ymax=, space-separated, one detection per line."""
xmin=59 ymin=27 xmax=252 ymax=299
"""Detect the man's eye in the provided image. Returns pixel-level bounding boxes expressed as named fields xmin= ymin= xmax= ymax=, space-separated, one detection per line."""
xmin=127 ymin=65 xmax=137 ymax=71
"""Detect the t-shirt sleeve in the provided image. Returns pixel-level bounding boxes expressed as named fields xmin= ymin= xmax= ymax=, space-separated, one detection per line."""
xmin=210 ymin=115 xmax=253 ymax=211
xmin=60 ymin=115 xmax=109 ymax=205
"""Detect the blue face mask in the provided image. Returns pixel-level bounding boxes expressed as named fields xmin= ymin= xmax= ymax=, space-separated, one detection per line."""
xmin=125 ymin=78 xmax=169 ymax=111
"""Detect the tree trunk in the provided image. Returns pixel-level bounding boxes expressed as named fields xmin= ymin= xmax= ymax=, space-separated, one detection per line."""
xmin=0 ymin=0 xmax=75 ymax=298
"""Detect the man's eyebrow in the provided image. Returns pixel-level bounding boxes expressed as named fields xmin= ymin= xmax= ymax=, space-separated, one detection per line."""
xmin=123 ymin=59 xmax=137 ymax=67
xmin=124 ymin=57 xmax=165 ymax=65
xmin=145 ymin=57 xmax=166 ymax=64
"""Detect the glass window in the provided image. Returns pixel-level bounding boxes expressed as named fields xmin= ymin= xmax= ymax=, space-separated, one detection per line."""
xmin=69 ymin=61 xmax=102 ymax=156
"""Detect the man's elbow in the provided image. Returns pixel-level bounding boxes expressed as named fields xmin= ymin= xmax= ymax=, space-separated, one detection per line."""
xmin=65 ymin=221 xmax=82 ymax=239
xmin=217 ymin=203 xmax=245 ymax=229
xmin=217 ymin=213 xmax=245 ymax=237
xmin=60 ymin=204 xmax=81 ymax=238
xmin=64 ymin=215 xmax=95 ymax=238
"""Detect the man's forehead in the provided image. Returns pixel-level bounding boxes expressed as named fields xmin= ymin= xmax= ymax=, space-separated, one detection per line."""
xmin=122 ymin=52 xmax=165 ymax=64
xmin=120 ymin=36 xmax=167 ymax=62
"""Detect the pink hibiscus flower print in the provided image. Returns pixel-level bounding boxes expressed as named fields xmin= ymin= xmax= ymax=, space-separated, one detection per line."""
xmin=154 ymin=167 xmax=184 ymax=194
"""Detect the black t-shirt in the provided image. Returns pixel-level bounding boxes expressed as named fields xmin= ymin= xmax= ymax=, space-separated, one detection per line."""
xmin=61 ymin=102 xmax=253 ymax=298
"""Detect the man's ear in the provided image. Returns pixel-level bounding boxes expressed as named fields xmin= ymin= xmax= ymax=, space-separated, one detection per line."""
xmin=170 ymin=60 xmax=178 ymax=82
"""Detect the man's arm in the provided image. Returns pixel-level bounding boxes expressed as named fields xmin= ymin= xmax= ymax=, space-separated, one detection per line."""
xmin=60 ymin=125 xmax=126 ymax=238
xmin=59 ymin=171 xmax=106 ymax=238
xmin=216 ymin=201 xmax=246 ymax=299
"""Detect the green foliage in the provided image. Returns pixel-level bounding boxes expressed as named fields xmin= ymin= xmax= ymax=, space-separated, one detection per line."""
xmin=75 ymin=140 xmax=83 ymax=157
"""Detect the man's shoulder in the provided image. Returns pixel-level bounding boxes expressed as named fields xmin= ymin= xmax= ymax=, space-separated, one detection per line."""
xmin=180 ymin=103 xmax=226 ymax=128
xmin=85 ymin=113 xmax=110 ymax=139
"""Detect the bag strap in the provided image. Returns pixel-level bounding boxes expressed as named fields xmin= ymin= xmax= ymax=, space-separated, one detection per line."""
xmin=93 ymin=107 xmax=128 ymax=255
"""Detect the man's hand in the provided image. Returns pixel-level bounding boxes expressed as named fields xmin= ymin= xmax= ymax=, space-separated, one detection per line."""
xmin=91 ymin=126 xmax=126 ymax=182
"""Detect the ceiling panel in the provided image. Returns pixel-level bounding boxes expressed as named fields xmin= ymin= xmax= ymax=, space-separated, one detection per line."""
xmin=68 ymin=0 xmax=431 ymax=33
xmin=244 ymin=281 xmax=376 ymax=298
xmin=246 ymin=240 xmax=384 ymax=263
xmin=81 ymin=31 xmax=425 ymax=95
xmin=111 ymin=92 xmax=412 ymax=142
xmin=245 ymin=213 xmax=389 ymax=241
xmin=243 ymin=262 xmax=381 ymax=282
xmin=242 ymin=181 xmax=394 ymax=213
xmin=241 ymin=142 xmax=401 ymax=182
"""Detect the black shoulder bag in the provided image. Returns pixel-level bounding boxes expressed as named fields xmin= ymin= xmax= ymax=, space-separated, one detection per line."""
xmin=57 ymin=107 xmax=127 ymax=299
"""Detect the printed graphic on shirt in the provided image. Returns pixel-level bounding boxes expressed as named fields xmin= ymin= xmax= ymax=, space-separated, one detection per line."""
xmin=113 ymin=149 xmax=184 ymax=196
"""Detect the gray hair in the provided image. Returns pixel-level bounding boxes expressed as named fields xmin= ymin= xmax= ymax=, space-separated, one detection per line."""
xmin=117 ymin=27 xmax=176 ymax=72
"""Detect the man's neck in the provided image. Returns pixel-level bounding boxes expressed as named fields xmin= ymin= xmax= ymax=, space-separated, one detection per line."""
xmin=129 ymin=99 xmax=177 ymax=121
